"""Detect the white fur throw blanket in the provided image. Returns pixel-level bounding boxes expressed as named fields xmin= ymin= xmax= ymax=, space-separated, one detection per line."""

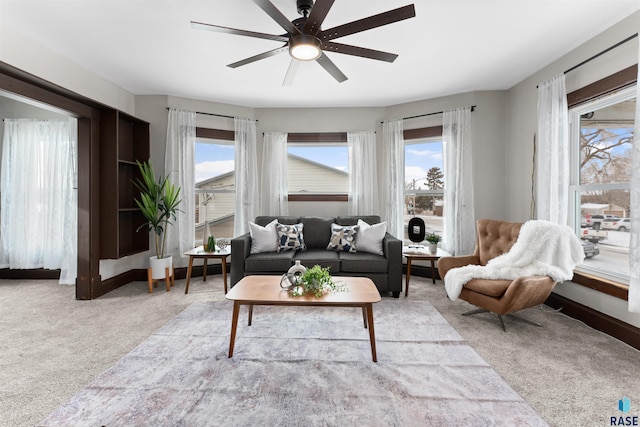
xmin=445 ymin=220 xmax=585 ymax=301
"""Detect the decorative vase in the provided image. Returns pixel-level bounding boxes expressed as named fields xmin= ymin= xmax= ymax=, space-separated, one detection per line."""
xmin=150 ymin=255 xmax=173 ymax=280
xmin=287 ymin=260 xmax=307 ymax=283
xmin=280 ymin=273 xmax=297 ymax=291
xmin=428 ymin=243 xmax=438 ymax=253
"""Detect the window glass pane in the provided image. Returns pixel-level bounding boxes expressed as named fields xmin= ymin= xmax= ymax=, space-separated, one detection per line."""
xmin=574 ymin=96 xmax=634 ymax=281
xmin=287 ymin=145 xmax=348 ymax=193
xmin=580 ymin=99 xmax=634 ymax=186
xmin=404 ymin=140 xmax=444 ymax=242
xmin=194 ymin=140 xmax=235 ymax=242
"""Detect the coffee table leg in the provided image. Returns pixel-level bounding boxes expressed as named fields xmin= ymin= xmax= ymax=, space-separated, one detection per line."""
xmin=228 ymin=301 xmax=240 ymax=358
xmin=248 ymin=304 xmax=253 ymax=326
xmin=203 ymin=257 xmax=208 ymax=282
xmin=362 ymin=307 xmax=368 ymax=328
xmin=365 ymin=303 xmax=377 ymax=362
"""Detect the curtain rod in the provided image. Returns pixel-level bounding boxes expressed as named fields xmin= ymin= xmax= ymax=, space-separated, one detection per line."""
xmin=381 ymin=105 xmax=476 ymax=123
xmin=564 ymin=33 xmax=638 ymax=75
xmin=165 ymin=108 xmax=257 ymax=122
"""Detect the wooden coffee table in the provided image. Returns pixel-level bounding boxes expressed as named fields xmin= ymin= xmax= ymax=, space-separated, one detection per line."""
xmin=225 ymin=275 xmax=382 ymax=362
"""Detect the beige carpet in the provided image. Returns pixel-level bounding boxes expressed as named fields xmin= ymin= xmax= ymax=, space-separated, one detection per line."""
xmin=1 ymin=275 xmax=639 ymax=426
xmin=39 ymin=300 xmax=547 ymax=426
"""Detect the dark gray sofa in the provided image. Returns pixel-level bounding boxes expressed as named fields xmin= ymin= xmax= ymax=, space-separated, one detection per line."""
xmin=230 ymin=215 xmax=403 ymax=297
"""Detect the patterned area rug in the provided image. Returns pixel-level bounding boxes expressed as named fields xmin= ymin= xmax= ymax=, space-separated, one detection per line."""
xmin=40 ymin=300 xmax=548 ymax=426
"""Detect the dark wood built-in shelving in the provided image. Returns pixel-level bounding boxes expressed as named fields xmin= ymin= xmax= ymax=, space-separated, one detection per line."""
xmin=100 ymin=110 xmax=150 ymax=259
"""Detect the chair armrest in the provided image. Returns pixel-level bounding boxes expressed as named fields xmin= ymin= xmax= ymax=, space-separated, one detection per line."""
xmin=437 ymin=255 xmax=481 ymax=280
xmin=230 ymin=233 xmax=251 ymax=287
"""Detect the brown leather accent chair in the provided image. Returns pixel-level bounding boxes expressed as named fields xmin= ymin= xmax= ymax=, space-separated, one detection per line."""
xmin=437 ymin=219 xmax=557 ymax=331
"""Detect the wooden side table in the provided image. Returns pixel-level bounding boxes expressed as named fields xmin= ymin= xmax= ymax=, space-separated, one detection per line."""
xmin=403 ymin=247 xmax=450 ymax=297
xmin=184 ymin=246 xmax=231 ymax=294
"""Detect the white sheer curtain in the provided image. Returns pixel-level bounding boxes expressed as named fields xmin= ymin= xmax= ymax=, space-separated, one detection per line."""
xmin=234 ymin=117 xmax=258 ymax=236
xmin=260 ymin=132 xmax=289 ymax=216
xmin=629 ymin=48 xmax=640 ymax=313
xmin=536 ymin=73 xmax=570 ymax=224
xmin=1 ymin=118 xmax=77 ymax=284
xmin=381 ymin=120 xmax=404 ymax=238
xmin=164 ymin=108 xmax=196 ymax=257
xmin=443 ymin=107 xmax=476 ymax=256
xmin=348 ymin=131 xmax=378 ymax=215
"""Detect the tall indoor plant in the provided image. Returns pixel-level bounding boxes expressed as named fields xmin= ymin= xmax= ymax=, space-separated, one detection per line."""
xmin=133 ymin=160 xmax=181 ymax=278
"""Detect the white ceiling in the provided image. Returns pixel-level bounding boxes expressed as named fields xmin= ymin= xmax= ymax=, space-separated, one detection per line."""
xmin=2 ymin=0 xmax=639 ymax=108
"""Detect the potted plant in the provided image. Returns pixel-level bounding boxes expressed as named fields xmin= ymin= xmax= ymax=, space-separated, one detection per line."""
xmin=425 ymin=232 xmax=441 ymax=253
xmin=291 ymin=265 xmax=345 ymax=297
xmin=133 ymin=160 xmax=182 ymax=280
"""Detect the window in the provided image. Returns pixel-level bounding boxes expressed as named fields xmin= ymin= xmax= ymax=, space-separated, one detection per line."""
xmin=403 ymin=138 xmax=444 ymax=242
xmin=569 ymin=86 xmax=635 ymax=283
xmin=287 ymin=144 xmax=349 ymax=194
xmin=194 ymin=138 xmax=235 ymax=242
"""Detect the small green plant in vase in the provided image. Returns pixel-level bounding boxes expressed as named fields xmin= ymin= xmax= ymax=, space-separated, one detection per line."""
xmin=425 ymin=232 xmax=441 ymax=253
xmin=205 ymin=235 xmax=216 ymax=252
xmin=291 ymin=265 xmax=346 ymax=297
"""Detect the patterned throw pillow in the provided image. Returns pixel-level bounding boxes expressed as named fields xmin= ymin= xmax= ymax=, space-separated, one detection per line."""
xmin=326 ymin=223 xmax=359 ymax=253
xmin=276 ymin=223 xmax=306 ymax=252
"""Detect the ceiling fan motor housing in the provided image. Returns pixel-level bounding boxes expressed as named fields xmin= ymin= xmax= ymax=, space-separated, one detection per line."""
xmin=297 ymin=0 xmax=314 ymax=17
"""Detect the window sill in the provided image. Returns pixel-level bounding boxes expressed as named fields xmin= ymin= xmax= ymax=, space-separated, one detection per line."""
xmin=571 ymin=271 xmax=629 ymax=300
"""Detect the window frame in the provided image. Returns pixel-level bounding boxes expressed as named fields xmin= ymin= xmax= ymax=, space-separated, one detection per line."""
xmin=194 ymin=127 xmax=236 ymax=242
xmin=565 ymin=64 xmax=637 ymax=300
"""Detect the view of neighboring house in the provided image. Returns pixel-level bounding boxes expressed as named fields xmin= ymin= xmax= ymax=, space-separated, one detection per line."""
xmin=195 ymin=153 xmax=348 ymax=241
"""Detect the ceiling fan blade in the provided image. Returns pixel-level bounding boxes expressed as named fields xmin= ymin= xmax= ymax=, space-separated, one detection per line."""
xmin=302 ymin=0 xmax=335 ymax=35
xmin=253 ymin=0 xmax=301 ymax=35
xmin=282 ymin=59 xmax=301 ymax=86
xmin=318 ymin=4 xmax=415 ymax=41
xmin=227 ymin=46 xmax=288 ymax=68
xmin=322 ymin=41 xmax=398 ymax=62
xmin=190 ymin=21 xmax=289 ymax=43
xmin=315 ymin=53 xmax=348 ymax=83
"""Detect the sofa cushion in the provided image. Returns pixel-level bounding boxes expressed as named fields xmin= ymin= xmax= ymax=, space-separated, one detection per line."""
xmin=339 ymin=252 xmax=388 ymax=273
xmin=248 ymin=219 xmax=278 ymax=254
xmin=294 ymin=249 xmax=340 ymax=272
xmin=245 ymin=251 xmax=295 ymax=272
xmin=327 ymin=223 xmax=359 ymax=253
xmin=276 ymin=223 xmax=306 ymax=252
xmin=356 ymin=219 xmax=386 ymax=256
xmin=336 ymin=215 xmax=381 ymax=226
xmin=300 ymin=217 xmax=334 ymax=249
xmin=255 ymin=216 xmax=299 ymax=227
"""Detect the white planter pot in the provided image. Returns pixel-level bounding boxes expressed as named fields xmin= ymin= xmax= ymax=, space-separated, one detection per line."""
xmin=150 ymin=255 xmax=173 ymax=280
xmin=428 ymin=243 xmax=438 ymax=254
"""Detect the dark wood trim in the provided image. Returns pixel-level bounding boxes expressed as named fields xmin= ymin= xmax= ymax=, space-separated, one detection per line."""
xmin=288 ymin=194 xmax=349 ymax=202
xmin=572 ymin=272 xmax=629 ymax=300
xmin=287 ymin=132 xmax=348 ymax=143
xmin=0 ymin=62 xmax=101 ymax=300
xmin=546 ymin=292 xmax=640 ymax=351
xmin=0 ymin=268 xmax=61 ymax=280
xmin=196 ymin=127 xmax=234 ymax=141
xmin=567 ymin=64 xmax=637 ymax=108
xmin=404 ymin=125 xmax=443 ymax=140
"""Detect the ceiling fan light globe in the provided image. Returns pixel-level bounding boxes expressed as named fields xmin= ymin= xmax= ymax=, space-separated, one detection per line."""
xmin=289 ymin=35 xmax=322 ymax=61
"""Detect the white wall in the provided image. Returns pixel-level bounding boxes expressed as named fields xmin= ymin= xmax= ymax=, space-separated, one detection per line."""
xmin=506 ymin=11 xmax=640 ymax=327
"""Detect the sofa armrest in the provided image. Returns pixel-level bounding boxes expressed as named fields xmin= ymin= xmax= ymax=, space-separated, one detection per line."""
xmin=437 ymin=255 xmax=481 ymax=280
xmin=230 ymin=233 xmax=251 ymax=287
xmin=383 ymin=232 xmax=403 ymax=292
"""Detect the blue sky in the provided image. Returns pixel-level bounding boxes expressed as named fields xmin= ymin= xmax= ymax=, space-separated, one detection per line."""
xmin=195 ymin=139 xmax=443 ymax=186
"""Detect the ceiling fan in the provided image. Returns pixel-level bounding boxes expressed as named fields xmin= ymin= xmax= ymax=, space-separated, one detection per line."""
xmin=191 ymin=0 xmax=416 ymax=85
